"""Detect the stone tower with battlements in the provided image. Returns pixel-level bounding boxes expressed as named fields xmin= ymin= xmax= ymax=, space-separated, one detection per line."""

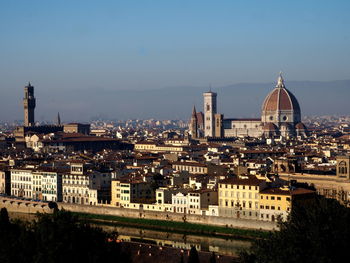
xmin=23 ymin=82 xmax=36 ymax=127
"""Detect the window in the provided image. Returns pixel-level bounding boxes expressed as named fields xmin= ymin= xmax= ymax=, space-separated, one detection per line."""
xmin=271 ymin=196 xmax=275 ymax=200
xmin=277 ymin=197 xmax=281 ymax=200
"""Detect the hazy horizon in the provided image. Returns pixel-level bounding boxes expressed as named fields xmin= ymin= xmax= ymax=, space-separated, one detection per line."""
xmin=1 ymin=1 xmax=349 ymax=121
xmin=1 ymin=78 xmax=349 ymax=123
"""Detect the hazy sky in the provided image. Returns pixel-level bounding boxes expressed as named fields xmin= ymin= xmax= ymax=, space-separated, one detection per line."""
xmin=0 ymin=1 xmax=349 ymax=121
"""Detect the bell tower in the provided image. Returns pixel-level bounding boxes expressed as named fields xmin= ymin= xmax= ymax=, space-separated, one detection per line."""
xmin=189 ymin=105 xmax=198 ymax=138
xmin=23 ymin=82 xmax=36 ymax=127
xmin=203 ymin=90 xmax=217 ymax=137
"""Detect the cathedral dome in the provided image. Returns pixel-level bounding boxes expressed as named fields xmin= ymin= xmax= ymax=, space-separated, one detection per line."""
xmin=262 ymin=74 xmax=300 ymax=113
xmin=261 ymin=73 xmax=301 ymax=126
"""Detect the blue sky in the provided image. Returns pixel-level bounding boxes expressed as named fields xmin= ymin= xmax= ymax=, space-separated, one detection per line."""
xmin=0 ymin=1 xmax=349 ymax=121
xmin=1 ymin=0 xmax=349 ymax=91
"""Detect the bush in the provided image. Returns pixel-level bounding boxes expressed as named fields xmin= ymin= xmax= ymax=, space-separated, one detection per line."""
xmin=239 ymin=196 xmax=350 ymax=263
xmin=0 ymin=209 xmax=131 ymax=263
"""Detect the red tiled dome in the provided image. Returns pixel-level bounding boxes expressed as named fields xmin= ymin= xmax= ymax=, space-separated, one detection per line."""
xmin=262 ymin=75 xmax=300 ymax=113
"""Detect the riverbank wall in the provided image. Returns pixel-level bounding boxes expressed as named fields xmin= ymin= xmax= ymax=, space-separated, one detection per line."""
xmin=0 ymin=197 xmax=53 ymax=214
xmin=0 ymin=197 xmax=277 ymax=231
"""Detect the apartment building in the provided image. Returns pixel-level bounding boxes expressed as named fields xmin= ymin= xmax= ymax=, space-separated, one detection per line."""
xmin=260 ymin=187 xmax=315 ymax=222
xmin=111 ymin=178 xmax=155 ymax=208
xmin=10 ymin=169 xmax=33 ymax=199
xmin=218 ymin=175 xmax=266 ymax=220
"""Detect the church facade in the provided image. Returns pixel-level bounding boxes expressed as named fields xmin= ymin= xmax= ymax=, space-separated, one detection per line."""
xmin=189 ymin=73 xmax=307 ymax=139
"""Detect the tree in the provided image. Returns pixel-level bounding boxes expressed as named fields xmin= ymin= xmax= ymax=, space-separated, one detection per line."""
xmin=0 ymin=209 xmax=131 ymax=263
xmin=180 ymin=253 xmax=184 ymax=263
xmin=209 ymin=252 xmax=216 ymax=263
xmin=0 ymin=208 xmax=9 ymax=225
xmin=188 ymin=246 xmax=200 ymax=263
xmin=239 ymin=195 xmax=350 ymax=263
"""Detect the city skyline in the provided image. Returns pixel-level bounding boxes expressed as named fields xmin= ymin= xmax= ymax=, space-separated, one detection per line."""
xmin=1 ymin=1 xmax=349 ymax=121
xmin=0 ymin=77 xmax=349 ymax=122
xmin=1 ymin=2 xmax=350 ymax=262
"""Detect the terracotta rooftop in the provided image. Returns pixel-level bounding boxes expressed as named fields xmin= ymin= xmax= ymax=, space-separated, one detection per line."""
xmin=260 ymin=187 xmax=315 ymax=196
xmin=219 ymin=176 xmax=264 ymax=186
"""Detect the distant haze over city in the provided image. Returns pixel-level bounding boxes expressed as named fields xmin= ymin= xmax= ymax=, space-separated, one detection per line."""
xmin=1 ymin=1 xmax=349 ymax=121
xmin=1 ymin=79 xmax=349 ymax=122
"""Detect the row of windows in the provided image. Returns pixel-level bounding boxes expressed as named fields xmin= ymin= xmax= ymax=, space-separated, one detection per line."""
xmin=174 ymin=165 xmax=206 ymax=173
xmin=12 ymin=183 xmax=31 ymax=190
xmin=11 ymin=189 xmax=31 ymax=197
xmin=220 ymin=191 xmax=259 ymax=199
xmin=12 ymin=176 xmax=32 ymax=182
xmin=42 ymin=190 xmax=57 ymax=195
xmin=219 ymin=199 xmax=259 ymax=209
xmin=42 ymin=185 xmax=56 ymax=190
xmin=174 ymin=199 xmax=187 ymax=205
xmin=63 ymin=180 xmax=88 ymax=185
xmin=220 ymin=184 xmax=259 ymax=190
xmin=261 ymin=195 xmax=290 ymax=201
xmin=63 ymin=188 xmax=89 ymax=195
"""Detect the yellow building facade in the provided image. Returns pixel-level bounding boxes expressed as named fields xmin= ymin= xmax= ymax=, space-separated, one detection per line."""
xmin=260 ymin=187 xmax=315 ymax=222
xmin=218 ymin=176 xmax=266 ymax=220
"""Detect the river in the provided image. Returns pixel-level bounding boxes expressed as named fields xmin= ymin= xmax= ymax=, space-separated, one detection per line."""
xmin=9 ymin=212 xmax=251 ymax=257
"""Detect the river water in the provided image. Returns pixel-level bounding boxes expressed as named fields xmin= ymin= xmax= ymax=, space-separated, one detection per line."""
xmin=9 ymin=212 xmax=251 ymax=257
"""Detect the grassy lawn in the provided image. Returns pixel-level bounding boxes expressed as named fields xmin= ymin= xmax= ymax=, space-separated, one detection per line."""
xmin=73 ymin=212 xmax=269 ymax=240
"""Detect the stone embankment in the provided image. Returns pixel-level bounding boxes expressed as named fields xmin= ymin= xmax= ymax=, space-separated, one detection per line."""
xmin=0 ymin=197 xmax=53 ymax=214
xmin=0 ymin=197 xmax=277 ymax=231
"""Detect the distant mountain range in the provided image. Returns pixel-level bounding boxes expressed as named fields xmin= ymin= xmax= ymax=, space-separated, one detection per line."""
xmin=1 ymin=80 xmax=349 ymax=122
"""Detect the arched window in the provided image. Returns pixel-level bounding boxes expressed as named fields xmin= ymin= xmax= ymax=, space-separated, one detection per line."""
xmin=338 ymin=161 xmax=348 ymax=177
